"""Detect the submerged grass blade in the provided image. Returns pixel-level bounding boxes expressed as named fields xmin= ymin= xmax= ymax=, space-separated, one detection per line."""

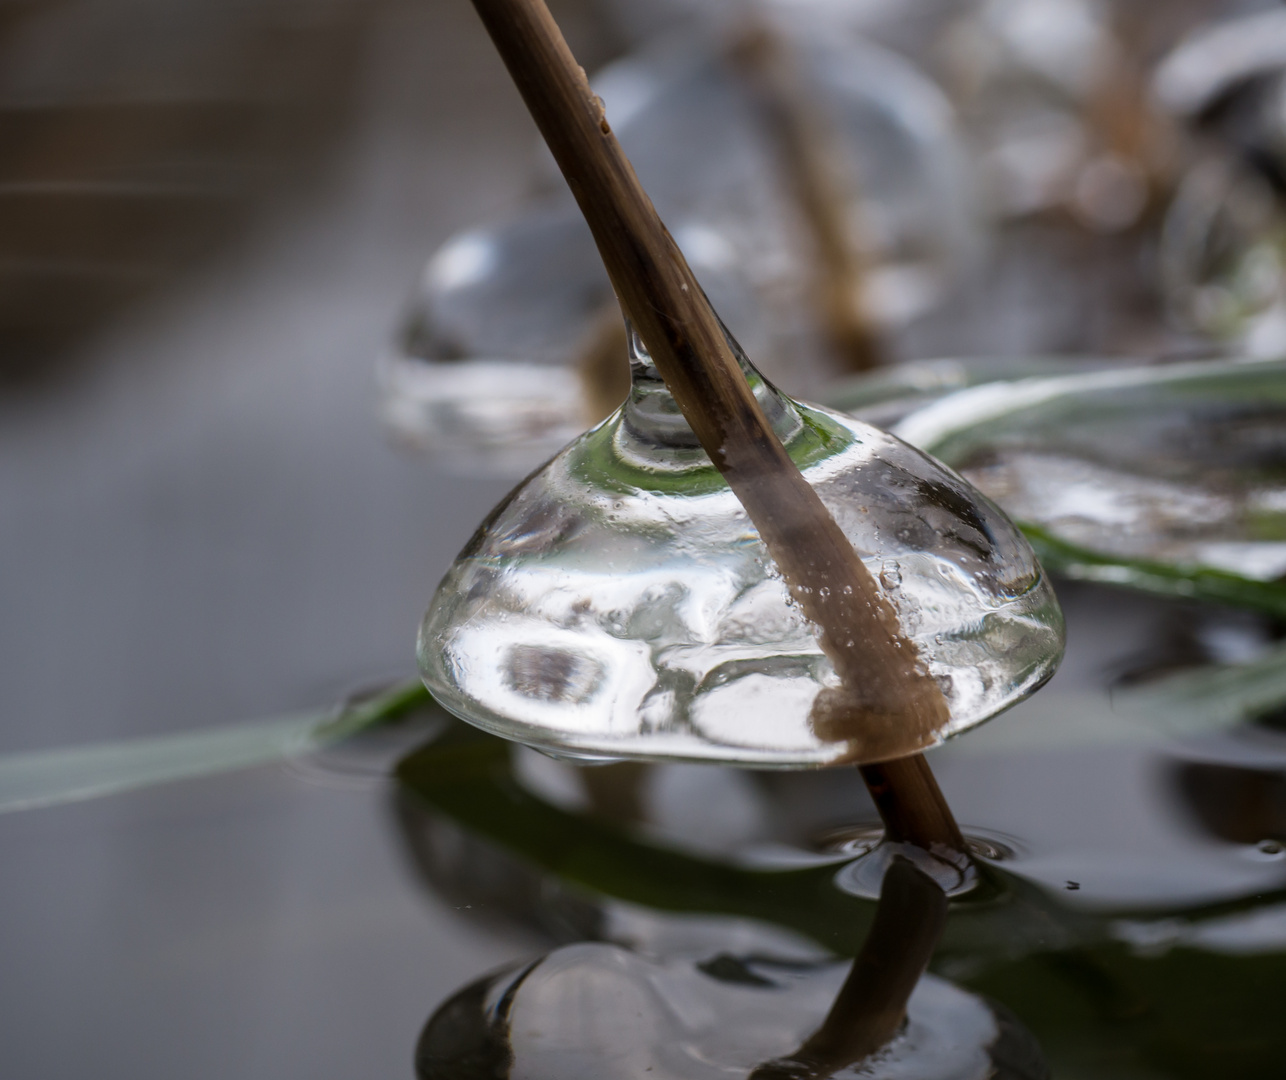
xmin=1115 ymin=639 xmax=1286 ymax=734
xmin=0 ymin=680 xmax=430 ymax=815
xmin=394 ymin=719 xmax=1080 ymax=957
xmin=946 ymin=640 xmax=1286 ymax=760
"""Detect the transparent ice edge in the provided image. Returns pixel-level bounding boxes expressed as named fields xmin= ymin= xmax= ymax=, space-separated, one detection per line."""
xmin=422 ymin=653 xmax=1058 ymax=770
xmin=892 ymin=355 xmax=1282 ymax=457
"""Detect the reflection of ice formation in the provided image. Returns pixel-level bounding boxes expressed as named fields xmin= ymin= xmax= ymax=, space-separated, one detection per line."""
xmin=419 ymin=326 xmax=1062 ymax=768
xmin=415 ymin=943 xmax=1045 ymax=1080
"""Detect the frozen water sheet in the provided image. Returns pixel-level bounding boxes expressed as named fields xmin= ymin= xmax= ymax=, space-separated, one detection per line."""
xmin=895 ymin=358 xmax=1286 ymax=610
xmin=418 ymin=328 xmax=1063 ymax=767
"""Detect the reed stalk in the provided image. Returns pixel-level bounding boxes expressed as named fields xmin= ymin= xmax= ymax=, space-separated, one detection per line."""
xmin=466 ymin=0 xmax=964 ymax=855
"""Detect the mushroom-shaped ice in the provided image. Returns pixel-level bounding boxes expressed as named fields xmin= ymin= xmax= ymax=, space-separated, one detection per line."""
xmin=418 ymin=325 xmax=1064 ymax=767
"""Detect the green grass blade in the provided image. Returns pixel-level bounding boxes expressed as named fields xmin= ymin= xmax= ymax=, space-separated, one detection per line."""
xmin=0 ymin=679 xmax=430 ymax=814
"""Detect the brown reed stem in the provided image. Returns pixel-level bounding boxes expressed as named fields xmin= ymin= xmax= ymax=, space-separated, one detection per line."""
xmin=466 ymin=0 xmax=962 ymax=854
xmin=860 ymin=754 xmax=966 ymax=853
xmin=729 ymin=23 xmax=885 ymax=373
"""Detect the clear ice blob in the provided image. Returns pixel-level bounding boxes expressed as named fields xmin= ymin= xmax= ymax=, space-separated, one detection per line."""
xmin=1153 ymin=8 xmax=1286 ymax=129
xmin=418 ymin=323 xmax=1064 ymax=768
xmin=1159 ymin=158 xmax=1286 ymax=357
xmin=589 ymin=27 xmax=977 ymax=376
xmin=940 ymin=0 xmax=1155 ymax=230
xmin=414 ymin=943 xmax=1049 ymax=1080
xmin=894 ymin=358 xmax=1286 ymax=614
xmin=381 ymin=206 xmax=768 ymax=476
xmin=1153 ymin=13 xmax=1286 ymax=357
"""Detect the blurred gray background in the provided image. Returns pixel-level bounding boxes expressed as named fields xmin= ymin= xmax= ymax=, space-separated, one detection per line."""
xmin=0 ymin=2 xmax=607 ymax=1076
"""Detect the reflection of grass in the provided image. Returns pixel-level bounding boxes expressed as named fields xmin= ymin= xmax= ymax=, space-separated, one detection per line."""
xmin=1021 ymin=523 xmax=1286 ymax=617
xmin=394 ymin=719 xmax=1093 ymax=961
xmin=397 ymin=719 xmax=1286 ymax=1078
xmin=396 ymin=720 xmax=875 ymax=955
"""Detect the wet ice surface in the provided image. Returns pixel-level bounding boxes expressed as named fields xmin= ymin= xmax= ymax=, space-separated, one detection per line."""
xmin=896 ymin=359 xmax=1286 ymax=589
xmin=419 ymin=330 xmax=1063 ymax=767
xmin=416 ymin=943 xmax=1038 ymax=1080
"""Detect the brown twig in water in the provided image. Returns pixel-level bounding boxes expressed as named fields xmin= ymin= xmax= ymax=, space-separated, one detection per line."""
xmin=466 ymin=0 xmax=963 ymax=854
xmin=860 ymin=754 xmax=966 ymax=854
xmin=729 ymin=22 xmax=885 ymax=373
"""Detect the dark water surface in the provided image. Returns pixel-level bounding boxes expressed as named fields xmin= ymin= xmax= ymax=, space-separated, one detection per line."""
xmin=4 ymin=3 xmax=1286 ymax=1078
xmin=6 ymin=582 xmax=1286 ymax=1078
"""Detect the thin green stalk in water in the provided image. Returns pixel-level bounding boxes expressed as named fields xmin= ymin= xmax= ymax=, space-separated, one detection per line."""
xmin=0 ymin=679 xmax=430 ymax=814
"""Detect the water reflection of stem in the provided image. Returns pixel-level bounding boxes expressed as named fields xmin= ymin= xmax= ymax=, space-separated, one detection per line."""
xmin=729 ymin=22 xmax=884 ymax=374
xmin=465 ymin=0 xmax=962 ymax=845
xmin=751 ymin=856 xmax=949 ymax=1079
xmin=579 ymin=760 xmax=649 ymax=824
